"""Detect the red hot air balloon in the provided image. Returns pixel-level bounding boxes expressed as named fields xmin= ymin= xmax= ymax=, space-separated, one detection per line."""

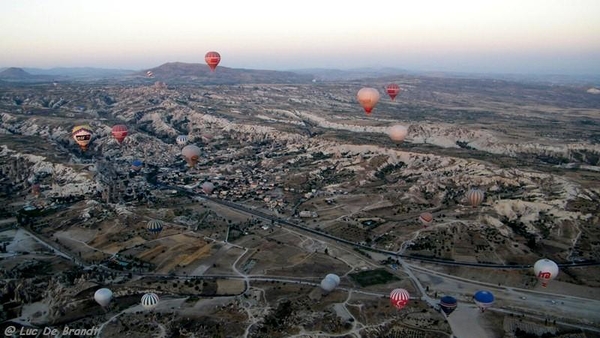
xmin=205 ymin=51 xmax=221 ymax=72
xmin=390 ymin=288 xmax=410 ymax=310
xmin=386 ymin=83 xmax=401 ymax=100
xmin=357 ymin=88 xmax=380 ymax=114
xmin=419 ymin=212 xmax=433 ymax=227
xmin=111 ymin=125 xmax=128 ymax=144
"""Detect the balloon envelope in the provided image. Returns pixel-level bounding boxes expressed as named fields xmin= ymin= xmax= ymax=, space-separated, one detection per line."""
xmin=386 ymin=83 xmax=401 ymax=100
xmin=357 ymin=88 xmax=380 ymax=114
xmin=111 ymin=124 xmax=128 ymax=144
xmin=534 ymin=259 xmax=559 ymax=287
xmin=94 ymin=288 xmax=113 ymax=307
xmin=141 ymin=293 xmax=159 ymax=310
xmin=72 ymin=125 xmax=93 ymax=151
xmin=182 ymin=145 xmax=202 ymax=167
xmin=473 ymin=290 xmax=494 ymax=311
xmin=466 ymin=189 xmax=485 ymax=208
xmin=390 ymin=288 xmax=410 ymax=310
xmin=147 ymin=219 xmax=164 ymax=234
xmin=205 ymin=51 xmax=221 ymax=71
xmin=388 ymin=125 xmax=408 ymax=142
xmin=320 ymin=277 xmax=337 ymax=293
xmin=439 ymin=296 xmax=458 ymax=315
xmin=419 ymin=212 xmax=433 ymax=226
xmin=325 ymin=273 xmax=340 ymax=286
xmin=176 ymin=135 xmax=188 ymax=146
xmin=201 ymin=182 xmax=214 ymax=194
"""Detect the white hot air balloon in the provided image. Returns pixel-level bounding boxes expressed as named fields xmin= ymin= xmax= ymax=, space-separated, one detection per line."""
xmin=94 ymin=288 xmax=113 ymax=308
xmin=388 ymin=125 xmax=408 ymax=142
xmin=534 ymin=259 xmax=559 ymax=287
xmin=325 ymin=273 xmax=340 ymax=287
xmin=141 ymin=293 xmax=159 ymax=310
xmin=176 ymin=135 xmax=188 ymax=146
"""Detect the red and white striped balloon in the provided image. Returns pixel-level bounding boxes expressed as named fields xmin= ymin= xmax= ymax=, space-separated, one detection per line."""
xmin=466 ymin=188 xmax=485 ymax=208
xmin=390 ymin=288 xmax=410 ymax=310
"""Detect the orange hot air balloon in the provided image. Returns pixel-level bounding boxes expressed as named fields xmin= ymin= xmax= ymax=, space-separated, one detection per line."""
xmin=111 ymin=124 xmax=128 ymax=144
xmin=182 ymin=145 xmax=202 ymax=167
xmin=205 ymin=51 xmax=221 ymax=72
xmin=466 ymin=188 xmax=485 ymax=208
xmin=72 ymin=125 xmax=93 ymax=151
xmin=386 ymin=83 xmax=401 ymax=100
xmin=357 ymin=87 xmax=380 ymax=114
xmin=419 ymin=212 xmax=433 ymax=227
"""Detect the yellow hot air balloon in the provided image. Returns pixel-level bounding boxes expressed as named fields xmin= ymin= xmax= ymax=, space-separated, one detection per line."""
xmin=72 ymin=124 xmax=93 ymax=151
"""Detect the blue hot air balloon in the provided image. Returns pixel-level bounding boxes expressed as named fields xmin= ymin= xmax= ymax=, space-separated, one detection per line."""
xmin=132 ymin=159 xmax=143 ymax=171
xmin=473 ymin=290 xmax=494 ymax=312
xmin=439 ymin=296 xmax=458 ymax=315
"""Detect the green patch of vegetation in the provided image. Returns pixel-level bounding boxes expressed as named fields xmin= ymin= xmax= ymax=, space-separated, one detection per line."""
xmin=349 ymin=268 xmax=399 ymax=287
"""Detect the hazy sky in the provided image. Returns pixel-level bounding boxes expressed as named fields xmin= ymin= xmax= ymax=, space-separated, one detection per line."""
xmin=1 ymin=0 xmax=599 ymax=74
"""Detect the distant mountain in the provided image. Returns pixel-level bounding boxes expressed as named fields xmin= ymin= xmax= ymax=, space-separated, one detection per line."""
xmin=23 ymin=67 xmax=136 ymax=79
xmin=138 ymin=62 xmax=314 ymax=84
xmin=0 ymin=67 xmax=35 ymax=80
xmin=290 ymin=67 xmax=412 ymax=81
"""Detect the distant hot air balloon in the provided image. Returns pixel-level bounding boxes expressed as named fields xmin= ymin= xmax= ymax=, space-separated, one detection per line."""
xmin=146 ymin=71 xmax=154 ymax=78
xmin=205 ymin=51 xmax=221 ymax=72
xmin=390 ymin=288 xmax=410 ymax=310
xmin=439 ymin=296 xmax=458 ymax=315
xmin=386 ymin=83 xmax=401 ymax=101
xmin=466 ymin=188 xmax=485 ymax=208
xmin=201 ymin=182 xmax=214 ymax=195
xmin=320 ymin=277 xmax=337 ymax=293
xmin=132 ymin=159 xmax=143 ymax=171
xmin=182 ymin=145 xmax=202 ymax=167
xmin=325 ymin=273 xmax=340 ymax=286
xmin=388 ymin=125 xmax=408 ymax=142
xmin=94 ymin=288 xmax=113 ymax=308
xmin=419 ymin=212 xmax=433 ymax=227
xmin=141 ymin=293 xmax=159 ymax=310
xmin=72 ymin=125 xmax=93 ymax=151
xmin=31 ymin=183 xmax=41 ymax=198
xmin=147 ymin=219 xmax=164 ymax=235
xmin=473 ymin=290 xmax=494 ymax=312
xmin=176 ymin=135 xmax=188 ymax=146
xmin=111 ymin=124 xmax=128 ymax=144
xmin=357 ymin=88 xmax=380 ymax=114
xmin=534 ymin=259 xmax=559 ymax=287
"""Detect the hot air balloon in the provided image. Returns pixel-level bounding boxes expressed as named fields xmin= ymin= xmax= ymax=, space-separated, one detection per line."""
xmin=176 ymin=135 xmax=188 ymax=146
xmin=94 ymin=288 xmax=113 ymax=308
xmin=534 ymin=259 xmax=559 ymax=287
xmin=388 ymin=125 xmax=408 ymax=142
xmin=31 ymin=183 xmax=41 ymax=198
xmin=201 ymin=182 xmax=214 ymax=195
xmin=205 ymin=51 xmax=221 ymax=72
xmin=182 ymin=145 xmax=202 ymax=167
xmin=72 ymin=125 xmax=93 ymax=151
xmin=439 ymin=296 xmax=457 ymax=315
xmin=357 ymin=87 xmax=380 ymax=114
xmin=141 ymin=293 xmax=159 ymax=310
xmin=325 ymin=273 xmax=340 ymax=286
xmin=473 ymin=290 xmax=494 ymax=312
xmin=419 ymin=212 xmax=433 ymax=227
xmin=147 ymin=219 xmax=164 ymax=235
xmin=390 ymin=288 xmax=410 ymax=310
xmin=111 ymin=124 xmax=128 ymax=144
xmin=132 ymin=159 xmax=143 ymax=171
xmin=320 ymin=277 xmax=337 ymax=293
xmin=466 ymin=188 xmax=485 ymax=208
xmin=386 ymin=84 xmax=401 ymax=101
